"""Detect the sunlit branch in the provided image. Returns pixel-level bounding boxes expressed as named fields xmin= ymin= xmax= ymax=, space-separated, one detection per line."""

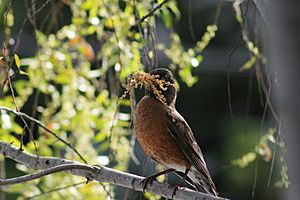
xmin=0 ymin=140 xmax=227 ymax=200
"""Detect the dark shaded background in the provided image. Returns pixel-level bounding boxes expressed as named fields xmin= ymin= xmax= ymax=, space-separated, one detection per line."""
xmin=1 ymin=0 xmax=281 ymax=199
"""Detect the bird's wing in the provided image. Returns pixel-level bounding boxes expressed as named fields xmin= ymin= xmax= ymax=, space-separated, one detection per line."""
xmin=166 ymin=109 xmax=217 ymax=192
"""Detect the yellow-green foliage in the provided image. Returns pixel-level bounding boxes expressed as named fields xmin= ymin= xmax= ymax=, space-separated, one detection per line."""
xmin=0 ymin=0 xmax=218 ymax=199
xmin=231 ymin=128 xmax=289 ymax=188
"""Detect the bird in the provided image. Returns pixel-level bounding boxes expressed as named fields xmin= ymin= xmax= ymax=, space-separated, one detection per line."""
xmin=134 ymin=68 xmax=218 ymax=196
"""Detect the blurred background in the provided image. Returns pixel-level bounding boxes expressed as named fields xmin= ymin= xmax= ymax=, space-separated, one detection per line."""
xmin=0 ymin=0 xmax=286 ymax=199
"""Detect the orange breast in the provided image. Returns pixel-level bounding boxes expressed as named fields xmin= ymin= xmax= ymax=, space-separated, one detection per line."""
xmin=134 ymin=96 xmax=189 ymax=168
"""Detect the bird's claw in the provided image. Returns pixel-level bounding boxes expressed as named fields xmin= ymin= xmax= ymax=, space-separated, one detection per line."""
xmin=171 ymin=184 xmax=186 ymax=198
xmin=90 ymin=165 xmax=102 ymax=179
xmin=141 ymin=175 xmax=158 ymax=192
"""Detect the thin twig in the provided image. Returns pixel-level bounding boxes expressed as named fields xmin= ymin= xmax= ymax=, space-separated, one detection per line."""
xmin=133 ymin=0 xmax=151 ymax=67
xmin=98 ymin=182 xmax=114 ymax=200
xmin=24 ymin=181 xmax=86 ymax=199
xmin=251 ymin=0 xmax=269 ymax=29
xmin=0 ymin=106 xmax=87 ymax=164
xmin=242 ymin=70 xmax=253 ymax=151
xmin=129 ymin=83 xmax=140 ymax=165
xmin=4 ymin=0 xmax=51 ymax=158
xmin=7 ymin=75 xmax=36 ymax=153
xmin=251 ymin=160 xmax=258 ymax=198
xmin=29 ymin=89 xmax=40 ymax=141
xmin=2 ymin=0 xmax=12 ymax=47
xmin=188 ymin=0 xmax=195 ymax=41
xmin=13 ymin=0 xmax=51 ymax=53
xmin=213 ymin=0 xmax=223 ymax=25
xmin=0 ymin=164 xmax=94 ymax=186
xmin=138 ymin=0 xmax=169 ymax=23
xmin=226 ymin=0 xmax=251 ymax=118
xmin=101 ymin=0 xmax=123 ymax=69
xmin=267 ymin=123 xmax=281 ymax=187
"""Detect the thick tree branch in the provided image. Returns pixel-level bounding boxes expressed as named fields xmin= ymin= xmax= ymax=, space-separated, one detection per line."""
xmin=0 ymin=140 xmax=227 ymax=200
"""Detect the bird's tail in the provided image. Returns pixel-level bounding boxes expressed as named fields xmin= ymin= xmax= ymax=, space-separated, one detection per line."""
xmin=188 ymin=166 xmax=218 ymax=196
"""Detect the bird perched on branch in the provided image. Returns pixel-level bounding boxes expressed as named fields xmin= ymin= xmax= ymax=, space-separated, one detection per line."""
xmin=134 ymin=68 xmax=218 ymax=196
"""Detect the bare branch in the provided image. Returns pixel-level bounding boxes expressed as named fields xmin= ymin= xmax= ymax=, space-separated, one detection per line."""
xmin=0 ymin=164 xmax=94 ymax=185
xmin=0 ymin=140 xmax=228 ymax=200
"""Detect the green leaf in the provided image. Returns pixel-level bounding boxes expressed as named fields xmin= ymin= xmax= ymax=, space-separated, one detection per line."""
xmin=89 ymin=0 xmax=99 ymax=18
xmin=14 ymin=53 xmax=21 ymax=69
xmin=236 ymin=13 xmax=242 ymax=23
xmin=72 ymin=17 xmax=85 ymax=25
xmin=268 ymin=134 xmax=276 ymax=143
xmin=19 ymin=70 xmax=28 ymax=75
xmin=82 ymin=0 xmax=93 ymax=10
xmin=197 ymin=55 xmax=203 ymax=63
xmin=161 ymin=9 xmax=172 ymax=29
xmin=231 ymin=152 xmax=256 ymax=168
xmin=239 ymin=56 xmax=257 ymax=72
xmin=179 ymin=67 xmax=198 ymax=87
xmin=94 ymin=131 xmax=107 ymax=142
xmin=168 ymin=2 xmax=181 ymax=21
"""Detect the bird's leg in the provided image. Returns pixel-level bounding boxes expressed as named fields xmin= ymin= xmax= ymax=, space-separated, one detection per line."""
xmin=141 ymin=168 xmax=175 ymax=192
xmin=171 ymin=167 xmax=190 ymax=198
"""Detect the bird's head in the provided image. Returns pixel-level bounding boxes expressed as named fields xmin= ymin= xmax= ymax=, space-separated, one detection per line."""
xmin=146 ymin=68 xmax=177 ymax=106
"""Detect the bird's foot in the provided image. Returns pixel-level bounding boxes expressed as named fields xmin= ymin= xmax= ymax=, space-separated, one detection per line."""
xmin=141 ymin=168 xmax=176 ymax=192
xmin=84 ymin=165 xmax=101 ymax=184
xmin=92 ymin=164 xmax=102 ymax=173
xmin=141 ymin=175 xmax=158 ymax=192
xmin=171 ymin=184 xmax=186 ymax=198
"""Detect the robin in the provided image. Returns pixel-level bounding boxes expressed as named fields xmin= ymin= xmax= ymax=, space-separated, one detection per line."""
xmin=134 ymin=68 xmax=218 ymax=196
